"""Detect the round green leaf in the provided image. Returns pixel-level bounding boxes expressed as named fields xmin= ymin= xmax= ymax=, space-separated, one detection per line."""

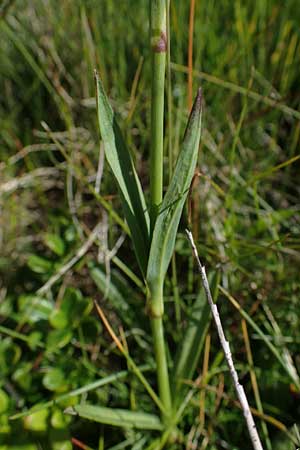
xmin=49 ymin=309 xmax=68 ymax=329
xmin=81 ymin=317 xmax=102 ymax=342
xmin=51 ymin=408 xmax=71 ymax=429
xmin=27 ymin=255 xmax=53 ymax=274
xmin=58 ymin=288 xmax=93 ymax=328
xmin=46 ymin=329 xmax=72 ymax=351
xmin=12 ymin=363 xmax=33 ymax=391
xmin=0 ymin=339 xmax=21 ymax=375
xmin=64 ymin=226 xmax=76 ymax=243
xmin=24 ymin=409 xmax=48 ymax=432
xmin=43 ymin=368 xmax=68 ymax=392
xmin=18 ymin=295 xmax=53 ymax=324
xmin=44 ymin=233 xmax=65 ymax=256
xmin=51 ymin=434 xmax=72 ymax=450
xmin=0 ymin=389 xmax=10 ymax=414
xmin=28 ymin=331 xmax=43 ymax=350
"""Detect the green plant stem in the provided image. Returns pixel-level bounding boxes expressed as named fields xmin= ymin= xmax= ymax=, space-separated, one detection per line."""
xmin=149 ymin=1 xmax=172 ymax=425
xmin=149 ymin=283 xmax=172 ymax=423
xmin=150 ymin=0 xmax=167 ymax=231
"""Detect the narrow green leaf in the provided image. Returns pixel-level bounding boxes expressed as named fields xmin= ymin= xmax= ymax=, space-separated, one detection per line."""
xmin=172 ymin=271 xmax=220 ymax=402
xmin=65 ymin=404 xmax=163 ymax=431
xmin=147 ymin=89 xmax=202 ymax=296
xmin=89 ymin=265 xmax=129 ymax=312
xmin=220 ymin=286 xmax=300 ymax=390
xmin=95 ymin=71 xmax=150 ymax=276
xmin=89 ymin=264 xmax=144 ymax=326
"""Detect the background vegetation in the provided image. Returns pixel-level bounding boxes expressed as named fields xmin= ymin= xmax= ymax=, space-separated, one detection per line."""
xmin=0 ymin=0 xmax=300 ymax=449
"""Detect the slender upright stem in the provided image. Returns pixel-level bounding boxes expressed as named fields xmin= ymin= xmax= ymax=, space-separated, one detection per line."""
xmin=149 ymin=1 xmax=172 ymax=423
xmin=188 ymin=0 xmax=196 ymax=111
xmin=148 ymin=282 xmax=172 ymax=423
xmin=150 ymin=0 xmax=167 ymax=232
xmin=166 ymin=0 xmax=173 ymax=179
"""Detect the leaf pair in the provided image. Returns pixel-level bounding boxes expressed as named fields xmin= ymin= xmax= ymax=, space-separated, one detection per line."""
xmin=146 ymin=89 xmax=202 ymax=300
xmin=172 ymin=271 xmax=220 ymax=404
xmin=95 ymin=71 xmax=202 ymax=287
xmin=71 ymin=73 xmax=204 ymax=433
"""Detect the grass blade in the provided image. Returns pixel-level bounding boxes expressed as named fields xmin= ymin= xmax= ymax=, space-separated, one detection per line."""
xmin=172 ymin=271 xmax=219 ymax=401
xmin=94 ymin=301 xmax=166 ymax=415
xmin=89 ymin=264 xmax=146 ymax=327
xmin=90 ymin=265 xmax=131 ymax=315
xmin=220 ymin=286 xmax=300 ymax=390
xmin=95 ymin=71 xmax=150 ymax=276
xmin=65 ymin=404 xmax=163 ymax=431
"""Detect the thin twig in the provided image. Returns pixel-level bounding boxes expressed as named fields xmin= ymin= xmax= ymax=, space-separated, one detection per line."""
xmin=186 ymin=229 xmax=264 ymax=450
xmin=0 ymin=144 xmax=58 ymax=170
xmin=0 ymin=167 xmax=62 ymax=195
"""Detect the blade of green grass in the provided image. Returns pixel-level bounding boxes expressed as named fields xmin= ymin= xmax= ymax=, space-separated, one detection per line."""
xmin=89 ymin=264 xmax=143 ymax=325
xmin=171 ymin=62 xmax=300 ymax=121
xmin=220 ymin=285 xmax=300 ymax=390
xmin=90 ymin=265 xmax=130 ymax=313
xmin=94 ymin=301 xmax=166 ymax=415
xmin=1 ymin=21 xmax=72 ymax=126
xmin=172 ymin=271 xmax=220 ymax=402
xmin=0 ymin=324 xmax=44 ymax=348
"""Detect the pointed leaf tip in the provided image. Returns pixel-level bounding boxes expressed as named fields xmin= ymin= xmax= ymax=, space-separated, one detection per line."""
xmin=183 ymin=88 xmax=202 ymax=143
xmin=195 ymin=87 xmax=202 ymax=110
xmin=190 ymin=87 xmax=202 ymax=117
xmin=94 ymin=69 xmax=99 ymax=84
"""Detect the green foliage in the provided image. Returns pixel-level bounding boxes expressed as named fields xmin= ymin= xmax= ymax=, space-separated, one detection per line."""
xmin=18 ymin=295 xmax=53 ymax=324
xmin=146 ymin=90 xmax=202 ymax=296
xmin=0 ymin=0 xmax=300 ymax=448
xmin=27 ymin=255 xmax=53 ymax=274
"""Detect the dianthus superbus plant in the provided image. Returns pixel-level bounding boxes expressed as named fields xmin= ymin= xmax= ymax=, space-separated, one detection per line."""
xmin=68 ymin=0 xmax=203 ymax=445
xmin=92 ymin=0 xmax=202 ymax=426
xmin=6 ymin=1 xmax=300 ymax=449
